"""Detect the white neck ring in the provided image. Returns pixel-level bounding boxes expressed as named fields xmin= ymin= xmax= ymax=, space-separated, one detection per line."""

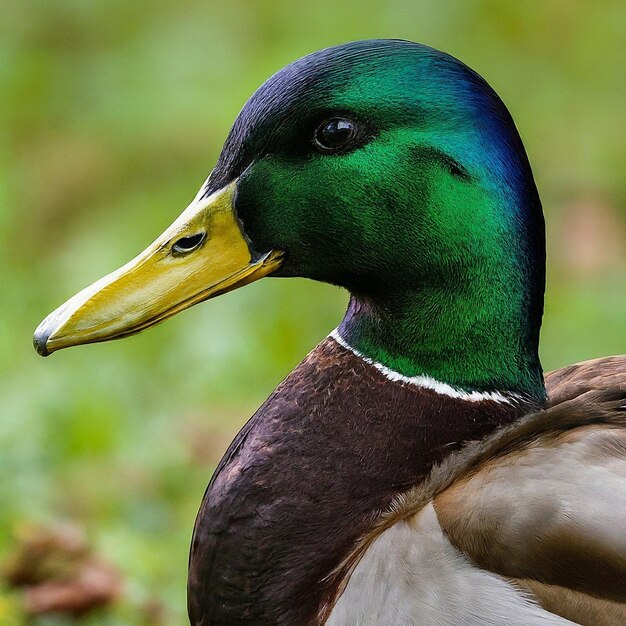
xmin=329 ymin=329 xmax=518 ymax=404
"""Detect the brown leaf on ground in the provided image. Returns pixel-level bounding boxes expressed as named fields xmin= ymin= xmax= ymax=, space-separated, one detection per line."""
xmin=2 ymin=523 xmax=122 ymax=617
xmin=23 ymin=558 xmax=121 ymax=616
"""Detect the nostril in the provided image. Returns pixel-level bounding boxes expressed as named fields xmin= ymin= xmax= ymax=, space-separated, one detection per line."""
xmin=172 ymin=232 xmax=206 ymax=256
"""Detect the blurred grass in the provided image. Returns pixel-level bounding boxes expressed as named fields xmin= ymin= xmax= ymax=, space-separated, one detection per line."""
xmin=1 ymin=1 xmax=625 ymax=624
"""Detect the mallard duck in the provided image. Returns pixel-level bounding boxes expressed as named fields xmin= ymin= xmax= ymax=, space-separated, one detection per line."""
xmin=34 ymin=40 xmax=625 ymax=625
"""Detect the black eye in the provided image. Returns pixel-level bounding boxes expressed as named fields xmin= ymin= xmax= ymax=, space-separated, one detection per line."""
xmin=172 ymin=232 xmax=206 ymax=256
xmin=313 ymin=117 xmax=357 ymax=153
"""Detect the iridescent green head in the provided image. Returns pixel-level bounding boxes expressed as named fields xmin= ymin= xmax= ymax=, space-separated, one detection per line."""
xmin=35 ymin=40 xmax=545 ymax=400
xmin=213 ymin=39 xmax=545 ymax=399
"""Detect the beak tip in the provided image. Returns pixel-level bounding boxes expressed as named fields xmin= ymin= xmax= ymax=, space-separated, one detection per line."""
xmin=33 ymin=319 xmax=53 ymax=357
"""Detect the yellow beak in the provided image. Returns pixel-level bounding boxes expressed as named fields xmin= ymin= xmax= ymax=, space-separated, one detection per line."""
xmin=33 ymin=182 xmax=284 ymax=356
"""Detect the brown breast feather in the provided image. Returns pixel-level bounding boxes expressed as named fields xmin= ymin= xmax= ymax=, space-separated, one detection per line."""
xmin=188 ymin=338 xmax=529 ymax=625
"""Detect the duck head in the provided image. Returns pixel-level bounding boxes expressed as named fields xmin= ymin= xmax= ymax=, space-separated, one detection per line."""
xmin=34 ymin=40 xmax=545 ymax=400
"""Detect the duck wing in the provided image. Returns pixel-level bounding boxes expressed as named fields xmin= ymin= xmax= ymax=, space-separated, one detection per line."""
xmin=434 ymin=356 xmax=626 ymax=624
xmin=325 ymin=356 xmax=625 ymax=625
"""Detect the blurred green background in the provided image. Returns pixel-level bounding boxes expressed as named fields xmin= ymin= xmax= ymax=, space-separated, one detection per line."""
xmin=1 ymin=1 xmax=624 ymax=624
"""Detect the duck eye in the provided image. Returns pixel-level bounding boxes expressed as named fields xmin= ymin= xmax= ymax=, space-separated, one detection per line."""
xmin=172 ymin=232 xmax=206 ymax=256
xmin=313 ymin=117 xmax=357 ymax=153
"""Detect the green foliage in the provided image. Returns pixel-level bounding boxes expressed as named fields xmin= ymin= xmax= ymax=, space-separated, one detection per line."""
xmin=1 ymin=1 xmax=624 ymax=624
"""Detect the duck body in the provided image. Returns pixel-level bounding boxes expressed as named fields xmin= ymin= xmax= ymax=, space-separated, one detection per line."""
xmin=189 ymin=339 xmax=625 ymax=625
xmin=33 ymin=40 xmax=626 ymax=625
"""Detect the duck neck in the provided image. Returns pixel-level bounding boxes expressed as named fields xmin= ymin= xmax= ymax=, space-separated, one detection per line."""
xmin=338 ymin=283 xmax=545 ymax=402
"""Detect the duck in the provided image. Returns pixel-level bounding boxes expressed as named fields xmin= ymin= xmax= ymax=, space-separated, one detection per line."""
xmin=33 ymin=39 xmax=625 ymax=625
